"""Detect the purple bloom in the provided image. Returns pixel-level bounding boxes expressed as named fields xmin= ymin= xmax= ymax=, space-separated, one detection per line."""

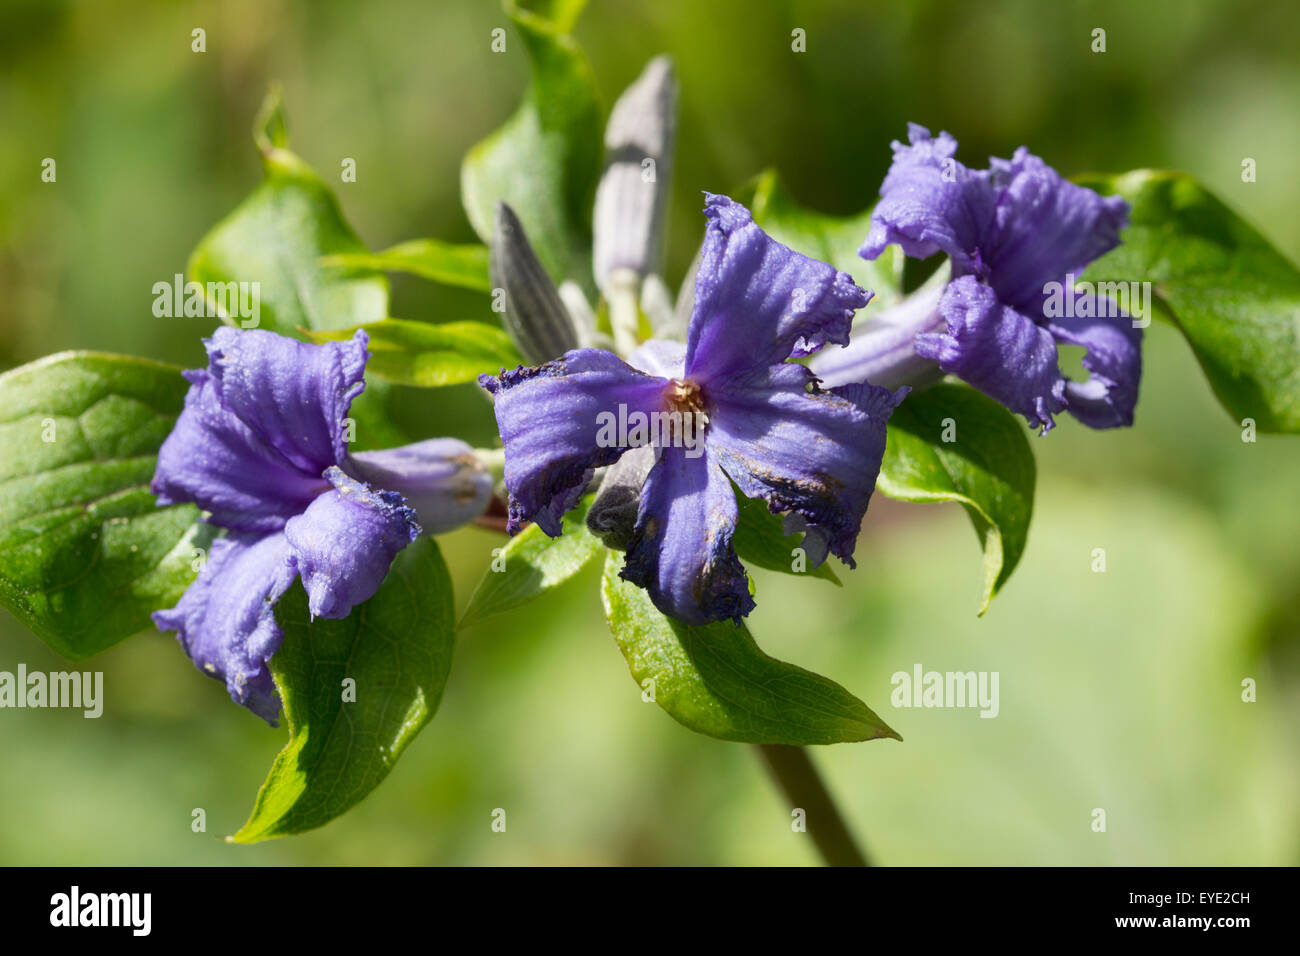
xmin=480 ymin=194 xmax=905 ymax=625
xmin=826 ymin=123 xmax=1141 ymax=432
xmin=152 ymin=327 xmax=492 ymax=723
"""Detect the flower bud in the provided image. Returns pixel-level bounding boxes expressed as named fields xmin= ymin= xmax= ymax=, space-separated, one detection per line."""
xmin=593 ymin=56 xmax=677 ymax=295
xmin=491 ymin=202 xmax=580 ymax=363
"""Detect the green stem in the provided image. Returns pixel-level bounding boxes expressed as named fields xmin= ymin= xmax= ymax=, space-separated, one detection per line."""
xmin=755 ymin=744 xmax=870 ymax=867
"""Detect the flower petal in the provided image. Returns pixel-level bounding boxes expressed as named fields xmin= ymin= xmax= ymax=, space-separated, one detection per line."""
xmin=627 ymin=338 xmax=686 ymax=378
xmin=151 ymin=365 xmax=330 ymax=533
xmin=479 ymin=348 xmax=671 ymax=535
xmin=860 ymin=124 xmax=996 ymax=274
xmin=283 ymin=466 xmax=420 ymax=620
xmin=985 ymin=147 xmax=1129 ymax=309
xmin=152 ymin=531 xmax=296 ymax=724
xmin=349 ymin=438 xmax=492 ymax=534
xmin=621 ymin=447 xmax=753 ymax=625
xmin=204 ymin=326 xmax=368 ymax=475
xmin=706 ymin=363 xmax=904 ymax=568
xmin=808 ymin=275 xmax=947 ymax=389
xmin=918 ymin=275 xmax=1067 ymax=433
xmin=684 ymin=194 xmax=871 ymax=382
xmin=1046 ymin=297 xmax=1143 ymax=429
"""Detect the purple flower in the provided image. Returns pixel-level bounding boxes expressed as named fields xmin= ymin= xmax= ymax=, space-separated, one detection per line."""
xmin=151 ymin=327 xmax=492 ymax=723
xmin=818 ymin=123 xmax=1140 ymax=432
xmin=480 ymin=194 xmax=905 ymax=625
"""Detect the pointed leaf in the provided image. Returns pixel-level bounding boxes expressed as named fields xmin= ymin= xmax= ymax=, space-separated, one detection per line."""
xmin=321 ymin=240 xmax=491 ymax=293
xmin=188 ymin=95 xmax=388 ymax=336
xmin=305 ymin=319 xmax=523 ymax=388
xmin=458 ymin=495 xmax=601 ymax=629
xmin=232 ymin=536 xmax=456 ymax=842
xmin=0 ymin=353 xmax=206 ymax=660
xmin=1079 ymin=170 xmax=1300 ymax=432
xmin=189 ymin=92 xmax=403 ymax=449
xmin=601 ymin=552 xmax=898 ymax=745
xmin=461 ymin=0 xmax=601 ymax=294
xmin=877 ymin=384 xmax=1035 ymax=614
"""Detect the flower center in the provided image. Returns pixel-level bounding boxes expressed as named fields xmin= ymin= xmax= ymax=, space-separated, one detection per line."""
xmin=664 ymin=378 xmax=706 ymax=417
xmin=661 ymin=378 xmax=709 ymax=451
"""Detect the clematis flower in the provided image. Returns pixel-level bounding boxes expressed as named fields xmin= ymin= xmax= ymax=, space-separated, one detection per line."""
xmin=480 ymin=194 xmax=905 ymax=625
xmin=813 ymin=123 xmax=1140 ymax=432
xmin=151 ymin=327 xmax=493 ymax=723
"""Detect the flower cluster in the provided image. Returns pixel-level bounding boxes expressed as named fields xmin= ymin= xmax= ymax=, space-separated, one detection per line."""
xmin=149 ymin=116 xmax=1142 ymax=706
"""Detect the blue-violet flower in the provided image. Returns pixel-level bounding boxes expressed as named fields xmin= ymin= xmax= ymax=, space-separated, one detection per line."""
xmin=813 ymin=123 xmax=1141 ymax=432
xmin=480 ymin=194 xmax=905 ymax=625
xmin=151 ymin=327 xmax=493 ymax=723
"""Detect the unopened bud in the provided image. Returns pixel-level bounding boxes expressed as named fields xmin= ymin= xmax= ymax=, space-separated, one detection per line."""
xmin=593 ymin=56 xmax=678 ymax=296
xmin=491 ymin=202 xmax=580 ymax=363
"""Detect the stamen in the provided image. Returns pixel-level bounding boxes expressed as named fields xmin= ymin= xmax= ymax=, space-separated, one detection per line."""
xmin=664 ymin=378 xmax=705 ymax=416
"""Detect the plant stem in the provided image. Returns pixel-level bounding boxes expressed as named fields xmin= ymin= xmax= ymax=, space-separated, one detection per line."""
xmin=755 ymin=744 xmax=870 ymax=867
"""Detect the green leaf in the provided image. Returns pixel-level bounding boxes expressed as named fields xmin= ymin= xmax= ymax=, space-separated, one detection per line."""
xmin=746 ymin=168 xmax=905 ymax=309
xmin=458 ymin=495 xmax=601 ymax=629
xmin=305 ymin=318 xmax=523 ymax=388
xmin=878 ymin=384 xmax=1035 ymax=615
xmin=1078 ymin=170 xmax=1300 ymax=432
xmin=517 ymin=0 xmax=586 ymax=31
xmin=320 ymin=239 xmax=492 ymax=294
xmin=601 ymin=552 xmax=899 ymax=745
xmin=461 ymin=0 xmax=601 ymax=294
xmin=233 ymin=537 xmax=456 ymax=843
xmin=188 ymin=92 xmax=388 ymax=336
xmin=189 ymin=90 xmax=403 ymax=449
xmin=0 ymin=353 xmax=206 ymax=660
xmin=731 ymin=491 xmax=840 ymax=585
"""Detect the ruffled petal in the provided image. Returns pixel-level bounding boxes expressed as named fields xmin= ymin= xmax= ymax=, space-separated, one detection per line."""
xmin=985 ymin=147 xmax=1129 ymax=309
xmin=684 ymin=194 xmax=871 ymax=382
xmin=918 ymin=275 xmax=1067 ymax=433
xmin=860 ymin=123 xmax=996 ymax=274
xmin=283 ymin=466 xmax=420 ymax=620
xmin=706 ymin=363 xmax=904 ymax=568
xmin=204 ymin=326 xmax=369 ymax=475
xmin=1045 ymin=295 xmax=1143 ymax=429
xmin=479 ymin=348 xmax=672 ymax=535
xmin=621 ymin=447 xmax=753 ymax=625
xmin=151 ymin=326 xmax=372 ymax=531
xmin=152 ymin=531 xmax=296 ymax=724
xmin=151 ymin=366 xmax=330 ymax=533
xmin=349 ymin=438 xmax=492 ymax=534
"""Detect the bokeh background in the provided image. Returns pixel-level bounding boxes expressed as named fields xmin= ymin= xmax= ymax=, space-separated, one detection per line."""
xmin=1 ymin=0 xmax=1297 ymax=864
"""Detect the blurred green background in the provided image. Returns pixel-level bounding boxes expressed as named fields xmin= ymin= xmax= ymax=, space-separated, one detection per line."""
xmin=1 ymin=0 xmax=1297 ymax=865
